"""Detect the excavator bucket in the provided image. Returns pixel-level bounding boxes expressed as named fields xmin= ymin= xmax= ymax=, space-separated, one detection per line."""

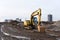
xmin=37 ymin=25 xmax=45 ymax=32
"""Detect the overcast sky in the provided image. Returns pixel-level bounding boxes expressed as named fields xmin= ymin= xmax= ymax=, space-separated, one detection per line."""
xmin=0 ymin=0 xmax=60 ymax=21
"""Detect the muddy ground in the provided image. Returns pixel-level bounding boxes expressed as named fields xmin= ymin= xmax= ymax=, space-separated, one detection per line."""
xmin=0 ymin=22 xmax=60 ymax=40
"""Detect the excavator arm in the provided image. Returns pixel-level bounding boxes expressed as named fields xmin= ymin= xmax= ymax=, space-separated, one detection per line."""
xmin=30 ymin=8 xmax=41 ymax=26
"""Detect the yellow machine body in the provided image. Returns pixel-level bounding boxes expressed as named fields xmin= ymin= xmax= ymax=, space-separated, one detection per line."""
xmin=24 ymin=20 xmax=30 ymax=27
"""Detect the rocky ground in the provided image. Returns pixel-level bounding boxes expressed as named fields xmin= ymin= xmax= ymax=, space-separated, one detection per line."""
xmin=0 ymin=21 xmax=60 ymax=40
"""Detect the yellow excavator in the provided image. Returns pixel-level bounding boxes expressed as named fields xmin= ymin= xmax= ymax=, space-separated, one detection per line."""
xmin=24 ymin=8 xmax=45 ymax=32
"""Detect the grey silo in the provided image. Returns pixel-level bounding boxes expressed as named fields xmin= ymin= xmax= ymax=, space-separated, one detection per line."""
xmin=48 ymin=14 xmax=52 ymax=22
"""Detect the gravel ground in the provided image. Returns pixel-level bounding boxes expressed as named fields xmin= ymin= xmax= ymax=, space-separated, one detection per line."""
xmin=0 ymin=23 xmax=57 ymax=40
xmin=0 ymin=22 xmax=60 ymax=40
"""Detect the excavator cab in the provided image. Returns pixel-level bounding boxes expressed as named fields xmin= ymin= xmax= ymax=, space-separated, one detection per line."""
xmin=33 ymin=17 xmax=38 ymax=25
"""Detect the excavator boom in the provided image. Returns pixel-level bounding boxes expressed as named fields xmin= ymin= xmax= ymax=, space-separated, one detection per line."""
xmin=30 ymin=8 xmax=41 ymax=26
